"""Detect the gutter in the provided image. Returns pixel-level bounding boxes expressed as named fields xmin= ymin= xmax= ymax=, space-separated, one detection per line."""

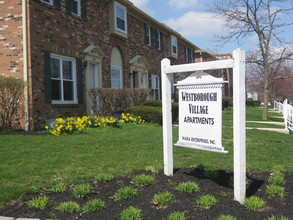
xmin=22 ymin=0 xmax=30 ymax=131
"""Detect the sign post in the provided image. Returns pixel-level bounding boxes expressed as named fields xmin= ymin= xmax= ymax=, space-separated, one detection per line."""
xmin=161 ymin=48 xmax=246 ymax=204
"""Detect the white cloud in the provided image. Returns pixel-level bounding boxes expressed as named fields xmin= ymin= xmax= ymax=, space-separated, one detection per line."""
xmin=167 ymin=0 xmax=199 ymax=9
xmin=129 ymin=0 xmax=155 ymax=16
xmin=163 ymin=11 xmax=225 ymax=37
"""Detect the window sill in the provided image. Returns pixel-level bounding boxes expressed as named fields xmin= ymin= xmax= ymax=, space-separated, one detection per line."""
xmin=51 ymin=101 xmax=78 ymax=105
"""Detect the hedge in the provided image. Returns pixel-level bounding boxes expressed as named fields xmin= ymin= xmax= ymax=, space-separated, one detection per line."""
xmin=124 ymin=106 xmax=162 ymax=125
xmin=142 ymin=100 xmax=179 ymax=122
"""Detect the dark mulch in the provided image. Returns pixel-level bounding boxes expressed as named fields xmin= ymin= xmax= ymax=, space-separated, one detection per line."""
xmin=0 ymin=168 xmax=292 ymax=220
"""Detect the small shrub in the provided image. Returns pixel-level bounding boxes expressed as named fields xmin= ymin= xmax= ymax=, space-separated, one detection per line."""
xmin=215 ymin=215 xmax=236 ymax=220
xmin=48 ymin=182 xmax=67 ymax=193
xmin=141 ymin=100 xmax=179 ymax=122
xmin=196 ymin=195 xmax=218 ymax=209
xmin=112 ymin=186 xmax=138 ymax=201
xmin=120 ymin=206 xmax=143 ymax=220
xmin=145 ymin=166 xmax=159 ymax=173
xmin=175 ymin=181 xmax=200 ymax=194
xmin=222 ymin=97 xmax=232 ymax=110
xmin=28 ymin=195 xmax=49 ymax=210
xmin=266 ymin=185 xmax=286 ymax=198
xmin=153 ymin=191 xmax=174 ymax=207
xmin=124 ymin=106 xmax=162 ymax=124
xmin=73 ymin=184 xmax=90 ymax=198
xmin=56 ymin=201 xmax=80 ymax=213
xmin=132 ymin=174 xmax=155 ymax=187
xmin=0 ymin=76 xmax=25 ymax=130
xmin=82 ymin=199 xmax=105 ymax=213
xmin=243 ymin=196 xmax=266 ymax=210
xmin=268 ymin=173 xmax=285 ymax=186
xmin=167 ymin=211 xmax=187 ymax=220
xmin=203 ymin=170 xmax=219 ymax=179
xmin=96 ymin=173 xmax=114 ymax=182
xmin=267 ymin=215 xmax=290 ymax=220
xmin=246 ymin=99 xmax=255 ymax=107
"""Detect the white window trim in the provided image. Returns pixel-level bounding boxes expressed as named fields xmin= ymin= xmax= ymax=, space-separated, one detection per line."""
xmin=114 ymin=1 xmax=127 ymax=34
xmin=71 ymin=0 xmax=81 ymax=17
xmin=41 ymin=0 xmax=53 ymax=5
xmin=171 ymin=35 xmax=177 ymax=56
xmin=51 ymin=54 xmax=77 ymax=104
xmin=111 ymin=65 xmax=123 ymax=88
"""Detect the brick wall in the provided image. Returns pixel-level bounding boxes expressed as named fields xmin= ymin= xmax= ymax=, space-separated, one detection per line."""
xmin=0 ymin=0 xmax=26 ymax=129
xmin=1 ymin=0 xmax=198 ymax=129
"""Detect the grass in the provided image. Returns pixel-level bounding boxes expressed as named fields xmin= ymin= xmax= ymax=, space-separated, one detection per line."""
xmin=132 ymin=174 xmax=155 ymax=187
xmin=73 ymin=184 xmax=90 ymax=198
xmin=0 ymin=107 xmax=293 ymax=206
xmin=28 ymin=195 xmax=49 ymax=210
xmin=153 ymin=191 xmax=174 ymax=207
xmin=82 ymin=199 xmax=105 ymax=213
xmin=243 ymin=196 xmax=266 ymax=210
xmin=56 ymin=201 xmax=80 ymax=213
xmin=175 ymin=181 xmax=200 ymax=193
xmin=112 ymin=186 xmax=138 ymax=201
xmin=196 ymin=194 xmax=218 ymax=209
xmin=266 ymin=185 xmax=286 ymax=198
xmin=95 ymin=173 xmax=114 ymax=182
xmin=167 ymin=211 xmax=188 ymax=220
xmin=120 ymin=206 xmax=143 ymax=220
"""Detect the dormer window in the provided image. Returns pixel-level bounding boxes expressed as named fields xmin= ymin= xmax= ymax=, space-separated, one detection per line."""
xmin=115 ymin=1 xmax=127 ymax=33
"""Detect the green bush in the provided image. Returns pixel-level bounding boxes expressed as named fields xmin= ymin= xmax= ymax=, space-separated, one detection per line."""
xmin=124 ymin=106 xmax=162 ymax=124
xmin=142 ymin=100 xmax=179 ymax=122
xmin=28 ymin=195 xmax=49 ymax=210
xmin=142 ymin=100 xmax=162 ymax=107
xmin=222 ymin=97 xmax=232 ymax=110
xmin=120 ymin=206 xmax=143 ymax=220
xmin=0 ymin=76 xmax=25 ymax=130
xmin=246 ymin=99 xmax=255 ymax=107
xmin=243 ymin=196 xmax=266 ymax=210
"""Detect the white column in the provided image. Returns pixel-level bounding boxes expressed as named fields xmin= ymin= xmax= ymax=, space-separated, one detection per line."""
xmin=233 ymin=48 xmax=246 ymax=204
xmin=161 ymin=58 xmax=173 ymax=176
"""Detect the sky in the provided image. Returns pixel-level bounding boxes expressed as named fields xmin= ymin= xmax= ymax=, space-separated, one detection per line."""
xmin=128 ymin=0 xmax=293 ymax=55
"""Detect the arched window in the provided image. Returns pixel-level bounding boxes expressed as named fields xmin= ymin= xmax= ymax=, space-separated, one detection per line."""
xmin=111 ymin=47 xmax=123 ymax=88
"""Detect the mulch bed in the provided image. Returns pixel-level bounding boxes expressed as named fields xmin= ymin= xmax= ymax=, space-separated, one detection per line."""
xmin=0 ymin=168 xmax=292 ymax=219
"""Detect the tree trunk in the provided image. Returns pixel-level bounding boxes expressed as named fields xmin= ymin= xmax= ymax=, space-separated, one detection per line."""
xmin=262 ymin=75 xmax=269 ymax=120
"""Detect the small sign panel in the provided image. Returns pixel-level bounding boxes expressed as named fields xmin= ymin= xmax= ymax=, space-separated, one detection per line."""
xmin=175 ymin=72 xmax=228 ymax=153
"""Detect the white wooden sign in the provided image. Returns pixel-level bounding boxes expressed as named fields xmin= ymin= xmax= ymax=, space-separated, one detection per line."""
xmin=161 ymin=48 xmax=246 ymax=204
xmin=175 ymin=72 xmax=228 ymax=153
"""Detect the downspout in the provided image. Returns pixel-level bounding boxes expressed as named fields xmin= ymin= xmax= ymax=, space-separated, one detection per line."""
xmin=22 ymin=0 xmax=30 ymax=131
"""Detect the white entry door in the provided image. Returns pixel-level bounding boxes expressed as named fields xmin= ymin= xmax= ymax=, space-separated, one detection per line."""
xmin=86 ymin=63 xmax=99 ymax=115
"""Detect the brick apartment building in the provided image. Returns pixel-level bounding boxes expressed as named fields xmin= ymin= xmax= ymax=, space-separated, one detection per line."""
xmin=0 ymin=0 xmax=217 ymax=130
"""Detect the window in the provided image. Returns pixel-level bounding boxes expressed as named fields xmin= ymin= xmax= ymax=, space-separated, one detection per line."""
xmin=155 ymin=30 xmax=161 ymax=50
xmin=50 ymin=54 xmax=77 ymax=104
xmin=151 ymin=74 xmax=160 ymax=100
xmin=71 ymin=0 xmax=81 ymax=16
xmin=171 ymin=35 xmax=177 ymax=56
xmin=41 ymin=0 xmax=53 ymax=5
xmin=144 ymin=24 xmax=151 ymax=46
xmin=66 ymin=0 xmax=87 ymax=19
xmin=111 ymin=66 xmax=123 ymax=88
xmin=185 ymin=47 xmax=194 ymax=63
xmin=115 ymin=2 xmax=127 ymax=33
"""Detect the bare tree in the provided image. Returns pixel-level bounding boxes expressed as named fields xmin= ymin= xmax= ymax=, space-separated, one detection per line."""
xmin=209 ymin=0 xmax=293 ymax=119
xmin=246 ymin=61 xmax=293 ymax=103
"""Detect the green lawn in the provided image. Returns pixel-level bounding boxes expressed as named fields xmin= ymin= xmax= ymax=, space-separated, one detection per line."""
xmin=0 ymin=107 xmax=292 ymax=206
